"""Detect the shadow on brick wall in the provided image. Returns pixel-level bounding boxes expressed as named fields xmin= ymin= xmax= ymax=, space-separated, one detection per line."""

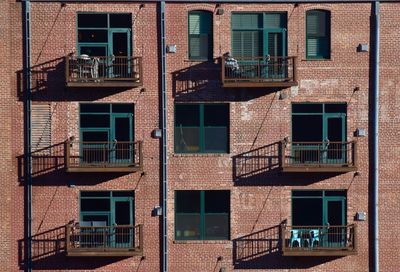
xmin=232 ymin=143 xmax=340 ymax=186
xmin=171 ymin=58 xmax=283 ymax=102
xmin=18 ymin=225 xmax=131 ymax=270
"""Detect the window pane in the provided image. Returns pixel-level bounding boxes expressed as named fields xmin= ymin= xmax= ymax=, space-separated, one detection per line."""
xmin=325 ymin=103 xmax=346 ymax=114
xmin=78 ymin=30 xmax=108 ymax=43
xmin=205 ymin=214 xmax=229 ymax=239
xmin=204 ymin=127 xmax=227 ymax=152
xmin=80 ymin=115 xmax=110 ymax=128
xmin=81 ymin=199 xmax=110 ymax=212
xmin=204 ymin=105 xmax=229 ymax=126
xmin=112 ymin=104 xmax=134 ymax=114
xmin=292 ymin=104 xmax=322 ymax=113
xmin=176 ymin=191 xmax=200 ymax=213
xmin=325 ymin=191 xmax=346 ymax=197
xmin=175 ymin=105 xmax=200 ymax=127
xmin=78 ymin=14 xmax=108 ymax=28
xmin=175 ymin=214 xmax=200 ymax=239
xmin=189 ymin=13 xmax=201 ymax=35
xmin=205 ymin=191 xmax=230 ymax=213
xmin=112 ymin=191 xmax=134 ymax=197
xmin=110 ymin=14 xmax=132 ymax=28
xmin=174 ymin=127 xmax=200 ymax=153
xmin=81 ymin=131 xmax=109 ymax=142
xmin=292 ymin=198 xmax=323 ymax=226
xmin=81 ymin=104 xmax=110 ymax=113
xmin=82 ymin=215 xmax=109 ymax=223
xmin=232 ymin=13 xmax=261 ymax=29
xmin=292 ymin=115 xmax=323 ymax=142
xmin=264 ymin=13 xmax=286 ymax=29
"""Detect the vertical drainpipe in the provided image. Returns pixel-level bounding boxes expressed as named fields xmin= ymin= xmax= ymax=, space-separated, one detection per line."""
xmin=372 ymin=1 xmax=380 ymax=272
xmin=22 ymin=0 xmax=32 ymax=271
xmin=160 ymin=1 xmax=168 ymax=272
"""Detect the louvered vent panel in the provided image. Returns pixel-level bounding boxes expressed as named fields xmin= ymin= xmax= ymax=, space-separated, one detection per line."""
xmin=32 ymin=103 xmax=51 ymax=152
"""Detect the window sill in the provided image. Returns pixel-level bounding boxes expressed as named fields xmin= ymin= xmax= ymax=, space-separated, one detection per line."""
xmin=301 ymin=58 xmax=333 ymax=62
xmin=173 ymin=240 xmax=230 ymax=244
xmin=184 ymin=59 xmax=213 ymax=63
xmin=172 ymin=153 xmax=230 ymax=157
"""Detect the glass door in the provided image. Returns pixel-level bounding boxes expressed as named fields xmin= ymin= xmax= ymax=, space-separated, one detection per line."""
xmin=323 ymin=198 xmax=346 ymax=247
xmin=263 ymin=29 xmax=286 ymax=79
xmin=111 ymin=114 xmax=133 ymax=164
xmin=323 ymin=114 xmax=346 ymax=164
xmin=111 ymin=197 xmax=134 ymax=248
xmin=109 ymin=29 xmax=131 ymax=78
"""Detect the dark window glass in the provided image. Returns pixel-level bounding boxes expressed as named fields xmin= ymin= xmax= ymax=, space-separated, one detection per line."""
xmin=78 ymin=30 xmax=108 ymax=43
xmin=79 ymin=46 xmax=107 ymax=57
xmin=80 ymin=115 xmax=110 ymax=128
xmin=292 ymin=115 xmax=323 ymax=142
xmin=81 ymin=104 xmax=110 ymax=113
xmin=292 ymin=198 xmax=323 ymax=226
xmin=204 ymin=105 xmax=229 ymax=126
xmin=174 ymin=127 xmax=200 ymax=153
xmin=82 ymin=215 xmax=109 ymax=223
xmin=175 ymin=214 xmax=201 ymax=239
xmin=81 ymin=191 xmax=110 ymax=197
xmin=176 ymin=191 xmax=201 ymax=213
xmin=110 ymin=14 xmax=132 ymax=28
xmin=81 ymin=131 xmax=109 ymax=142
xmin=325 ymin=103 xmax=346 ymax=113
xmin=78 ymin=14 xmax=108 ymax=28
xmin=325 ymin=191 xmax=346 ymax=197
xmin=81 ymin=199 xmax=110 ymax=212
xmin=292 ymin=191 xmax=323 ymax=197
xmin=204 ymin=127 xmax=228 ymax=152
xmin=175 ymin=105 xmax=200 ymax=127
xmin=112 ymin=191 xmax=134 ymax=197
xmin=205 ymin=191 xmax=230 ymax=213
xmin=292 ymin=104 xmax=322 ymax=113
xmin=112 ymin=104 xmax=134 ymax=114
xmin=205 ymin=214 xmax=229 ymax=239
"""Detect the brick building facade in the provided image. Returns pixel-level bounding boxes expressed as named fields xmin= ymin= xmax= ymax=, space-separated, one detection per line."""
xmin=0 ymin=1 xmax=399 ymax=272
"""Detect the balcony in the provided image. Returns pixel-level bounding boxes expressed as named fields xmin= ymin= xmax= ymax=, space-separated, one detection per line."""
xmin=281 ymin=224 xmax=356 ymax=256
xmin=221 ymin=56 xmax=298 ymax=88
xmin=66 ymin=223 xmax=143 ymax=257
xmin=65 ymin=54 xmax=143 ymax=88
xmin=65 ymin=140 xmax=143 ymax=173
xmin=280 ymin=141 xmax=358 ymax=173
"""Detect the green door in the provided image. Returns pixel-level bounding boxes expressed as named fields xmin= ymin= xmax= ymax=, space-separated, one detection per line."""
xmin=323 ymin=114 xmax=346 ymax=164
xmin=262 ymin=29 xmax=286 ymax=79
xmin=111 ymin=114 xmax=133 ymax=164
xmin=109 ymin=29 xmax=131 ymax=78
xmin=323 ymin=198 xmax=346 ymax=247
xmin=111 ymin=197 xmax=134 ymax=248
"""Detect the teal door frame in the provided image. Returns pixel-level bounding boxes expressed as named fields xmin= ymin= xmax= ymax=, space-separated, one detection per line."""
xmin=323 ymin=113 xmax=346 ymax=163
xmin=108 ymin=28 xmax=131 ymax=77
xmin=323 ymin=197 xmax=346 ymax=247
xmin=111 ymin=113 xmax=133 ymax=163
xmin=111 ymin=196 xmax=134 ymax=247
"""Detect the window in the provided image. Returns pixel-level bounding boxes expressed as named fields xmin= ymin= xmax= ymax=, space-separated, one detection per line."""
xmin=77 ymin=13 xmax=132 ymax=57
xmin=175 ymin=190 xmax=230 ymax=240
xmin=174 ymin=104 xmax=229 ymax=153
xmin=80 ymin=191 xmax=134 ymax=226
xmin=306 ymin=10 xmax=330 ymax=59
xmin=231 ymin=13 xmax=287 ymax=58
xmin=188 ymin=11 xmax=213 ymax=60
xmin=291 ymin=103 xmax=346 ymax=164
xmin=80 ymin=103 xmax=134 ymax=163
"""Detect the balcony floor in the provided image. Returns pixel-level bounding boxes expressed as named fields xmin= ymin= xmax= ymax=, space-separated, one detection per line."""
xmin=281 ymin=165 xmax=357 ymax=173
xmin=282 ymin=248 xmax=357 ymax=257
xmin=66 ymin=248 xmax=142 ymax=257
xmin=66 ymin=80 xmax=142 ymax=88
xmin=223 ymin=80 xmax=297 ymax=88
xmin=66 ymin=165 xmax=142 ymax=173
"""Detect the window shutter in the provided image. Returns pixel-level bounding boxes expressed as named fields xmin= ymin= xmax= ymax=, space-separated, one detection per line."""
xmin=31 ymin=103 xmax=51 ymax=152
xmin=232 ymin=13 xmax=260 ymax=29
xmin=189 ymin=11 xmax=212 ymax=60
xmin=189 ymin=13 xmax=201 ymax=35
xmin=306 ymin=10 xmax=330 ymax=59
xmin=264 ymin=13 xmax=285 ymax=29
xmin=232 ymin=31 xmax=261 ymax=58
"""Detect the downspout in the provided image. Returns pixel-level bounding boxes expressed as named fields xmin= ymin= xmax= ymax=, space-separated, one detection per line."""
xmin=371 ymin=1 xmax=380 ymax=272
xmin=22 ymin=0 xmax=32 ymax=271
xmin=159 ymin=1 xmax=168 ymax=272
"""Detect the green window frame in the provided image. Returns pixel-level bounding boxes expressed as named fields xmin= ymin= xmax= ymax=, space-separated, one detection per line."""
xmin=79 ymin=191 xmax=134 ymax=226
xmin=291 ymin=190 xmax=347 ymax=226
xmin=306 ymin=10 xmax=331 ymax=59
xmin=231 ymin=12 xmax=287 ymax=58
xmin=175 ymin=190 xmax=230 ymax=240
xmin=188 ymin=10 xmax=213 ymax=60
xmin=174 ymin=104 xmax=229 ymax=154
xmin=77 ymin=12 xmax=132 ymax=57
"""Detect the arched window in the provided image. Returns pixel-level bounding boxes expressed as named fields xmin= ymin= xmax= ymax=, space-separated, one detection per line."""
xmin=306 ymin=10 xmax=331 ymax=59
xmin=188 ymin=11 xmax=213 ymax=60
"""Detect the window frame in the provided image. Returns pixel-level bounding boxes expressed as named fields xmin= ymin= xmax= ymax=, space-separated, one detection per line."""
xmin=291 ymin=190 xmax=347 ymax=226
xmin=174 ymin=190 xmax=230 ymax=241
xmin=174 ymin=103 xmax=229 ymax=154
xmin=188 ymin=10 xmax=213 ymax=61
xmin=305 ymin=9 xmax=331 ymax=60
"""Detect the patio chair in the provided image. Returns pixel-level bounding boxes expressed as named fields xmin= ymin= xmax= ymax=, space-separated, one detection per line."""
xmin=290 ymin=229 xmax=302 ymax=247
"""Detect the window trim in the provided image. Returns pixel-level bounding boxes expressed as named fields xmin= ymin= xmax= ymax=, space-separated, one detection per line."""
xmin=174 ymin=103 xmax=229 ymax=154
xmin=188 ymin=10 xmax=213 ymax=61
xmin=174 ymin=190 xmax=230 ymax=241
xmin=305 ymin=9 xmax=331 ymax=60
